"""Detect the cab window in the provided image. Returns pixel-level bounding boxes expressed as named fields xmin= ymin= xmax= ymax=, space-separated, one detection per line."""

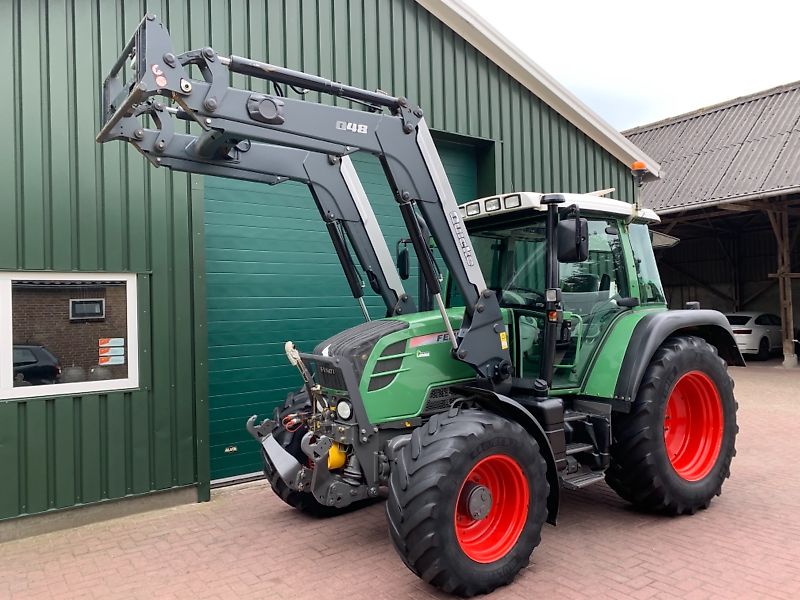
xmin=628 ymin=223 xmax=666 ymax=304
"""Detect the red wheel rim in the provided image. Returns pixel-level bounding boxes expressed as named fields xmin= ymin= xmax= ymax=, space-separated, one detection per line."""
xmin=454 ymin=454 xmax=529 ymax=563
xmin=663 ymin=370 xmax=724 ymax=481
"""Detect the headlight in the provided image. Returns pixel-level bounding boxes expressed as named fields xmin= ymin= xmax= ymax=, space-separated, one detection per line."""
xmin=336 ymin=400 xmax=353 ymax=420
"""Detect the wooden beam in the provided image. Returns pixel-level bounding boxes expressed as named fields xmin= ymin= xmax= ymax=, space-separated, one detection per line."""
xmin=767 ymin=210 xmax=782 ymax=240
xmin=769 ymin=210 xmax=797 ymax=364
xmin=659 ymin=207 xmax=770 ymax=229
xmin=768 ymin=273 xmax=800 ymax=279
xmin=732 ymin=235 xmax=741 ymax=311
xmin=791 ymin=221 xmax=800 ymax=252
xmin=659 ymin=261 xmax=735 ymax=305
xmin=661 ymin=221 xmax=678 ymax=236
xmin=741 ymin=280 xmax=775 ymax=307
xmin=718 ymin=203 xmax=757 ymax=212
xmin=658 ymin=195 xmax=800 ymax=225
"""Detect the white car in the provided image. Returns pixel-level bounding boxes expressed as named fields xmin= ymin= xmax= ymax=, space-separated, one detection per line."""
xmin=725 ymin=312 xmax=783 ymax=360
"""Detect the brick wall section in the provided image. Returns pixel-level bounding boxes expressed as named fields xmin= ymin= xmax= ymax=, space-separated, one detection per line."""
xmin=12 ymin=284 xmax=128 ymax=380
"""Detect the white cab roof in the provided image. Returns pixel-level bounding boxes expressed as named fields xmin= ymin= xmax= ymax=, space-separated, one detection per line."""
xmin=459 ymin=192 xmax=660 ymax=225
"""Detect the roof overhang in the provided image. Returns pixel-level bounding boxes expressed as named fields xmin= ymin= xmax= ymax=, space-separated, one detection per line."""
xmin=415 ymin=0 xmax=662 ymax=178
xmin=655 ymin=186 xmax=800 ymax=216
xmin=460 ymin=192 xmax=660 ymax=224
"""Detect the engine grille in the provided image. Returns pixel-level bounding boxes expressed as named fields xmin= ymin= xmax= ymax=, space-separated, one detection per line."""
xmin=422 ymin=386 xmax=458 ymax=414
xmin=313 ymin=319 xmax=409 ymax=384
xmin=315 ymin=363 xmax=347 ymax=391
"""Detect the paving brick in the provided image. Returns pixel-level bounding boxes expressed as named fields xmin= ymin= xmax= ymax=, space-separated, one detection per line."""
xmin=1 ymin=364 xmax=799 ymax=599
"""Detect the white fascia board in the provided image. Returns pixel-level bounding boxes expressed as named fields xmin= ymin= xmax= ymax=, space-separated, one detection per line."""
xmin=415 ymin=0 xmax=662 ymax=178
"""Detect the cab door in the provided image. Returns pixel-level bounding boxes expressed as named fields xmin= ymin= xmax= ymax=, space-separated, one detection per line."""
xmin=551 ymin=218 xmax=630 ymax=390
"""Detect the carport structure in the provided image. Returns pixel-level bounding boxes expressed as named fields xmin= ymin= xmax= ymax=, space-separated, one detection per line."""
xmin=626 ymin=82 xmax=800 ymax=366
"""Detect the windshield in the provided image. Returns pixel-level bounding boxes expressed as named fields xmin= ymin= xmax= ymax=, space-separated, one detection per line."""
xmin=470 ymin=220 xmax=548 ymax=306
xmin=450 ymin=216 xmax=628 ymax=312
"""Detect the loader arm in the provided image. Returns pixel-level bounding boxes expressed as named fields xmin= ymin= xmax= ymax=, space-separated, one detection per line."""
xmin=96 ymin=14 xmax=512 ymax=385
xmin=132 ymin=117 xmax=414 ymax=318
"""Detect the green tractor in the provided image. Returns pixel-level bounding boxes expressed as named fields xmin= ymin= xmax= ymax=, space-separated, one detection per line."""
xmin=260 ymin=192 xmax=740 ymax=596
xmin=98 ymin=16 xmax=741 ymax=597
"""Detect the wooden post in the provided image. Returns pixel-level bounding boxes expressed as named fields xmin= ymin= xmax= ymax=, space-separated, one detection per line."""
xmin=767 ymin=210 xmax=797 ymax=367
xmin=732 ymin=236 xmax=741 ymax=311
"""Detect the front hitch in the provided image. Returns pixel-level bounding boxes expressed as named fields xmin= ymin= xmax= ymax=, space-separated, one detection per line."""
xmin=245 ymin=415 xmax=275 ymax=439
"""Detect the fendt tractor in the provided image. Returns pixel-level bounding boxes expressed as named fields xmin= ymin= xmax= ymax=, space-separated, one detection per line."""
xmin=98 ymin=16 xmax=742 ymax=596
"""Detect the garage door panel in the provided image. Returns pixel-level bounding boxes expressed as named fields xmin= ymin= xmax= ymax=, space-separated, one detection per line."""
xmin=206 ymin=142 xmax=478 ymax=479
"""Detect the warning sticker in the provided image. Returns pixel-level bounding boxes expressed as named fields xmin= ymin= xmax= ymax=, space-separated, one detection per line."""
xmin=499 ymin=331 xmax=508 ymax=350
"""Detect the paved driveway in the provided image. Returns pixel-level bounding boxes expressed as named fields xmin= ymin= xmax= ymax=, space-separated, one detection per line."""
xmin=2 ymin=364 xmax=799 ymax=599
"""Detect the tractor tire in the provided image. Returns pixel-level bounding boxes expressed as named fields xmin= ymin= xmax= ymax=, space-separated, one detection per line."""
xmin=605 ymin=335 xmax=737 ymax=515
xmin=386 ymin=408 xmax=548 ymax=597
xmin=756 ymin=337 xmax=770 ymax=361
xmin=260 ymin=390 xmax=346 ymax=518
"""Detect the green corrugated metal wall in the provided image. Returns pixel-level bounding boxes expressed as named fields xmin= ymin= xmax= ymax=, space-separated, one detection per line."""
xmin=0 ymin=0 xmax=635 ymax=520
xmin=0 ymin=0 xmax=208 ymax=521
xmin=206 ymin=144 xmax=477 ymax=480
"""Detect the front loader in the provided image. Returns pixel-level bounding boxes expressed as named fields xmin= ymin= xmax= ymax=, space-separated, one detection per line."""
xmin=98 ymin=16 xmax=743 ymax=597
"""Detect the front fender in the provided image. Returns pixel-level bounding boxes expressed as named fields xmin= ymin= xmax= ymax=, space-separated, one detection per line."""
xmin=456 ymin=385 xmax=561 ymax=525
xmin=613 ymin=309 xmax=744 ymax=404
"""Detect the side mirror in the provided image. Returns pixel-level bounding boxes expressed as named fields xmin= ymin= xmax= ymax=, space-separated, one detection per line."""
xmin=397 ymin=246 xmax=410 ymax=280
xmin=556 ymin=218 xmax=589 ymax=263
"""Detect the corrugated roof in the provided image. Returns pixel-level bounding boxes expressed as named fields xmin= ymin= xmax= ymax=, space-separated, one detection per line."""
xmin=624 ymin=81 xmax=800 ymax=213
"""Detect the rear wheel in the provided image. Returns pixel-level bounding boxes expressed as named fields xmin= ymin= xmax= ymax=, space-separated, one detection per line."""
xmin=756 ymin=337 xmax=770 ymax=361
xmin=386 ymin=408 xmax=548 ymax=597
xmin=606 ymin=336 xmax=737 ymax=514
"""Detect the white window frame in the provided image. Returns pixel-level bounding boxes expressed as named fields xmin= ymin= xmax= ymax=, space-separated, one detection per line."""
xmin=0 ymin=272 xmax=139 ymax=400
xmin=69 ymin=298 xmax=106 ymax=321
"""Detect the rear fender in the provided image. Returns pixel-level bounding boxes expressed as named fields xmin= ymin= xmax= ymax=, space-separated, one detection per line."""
xmin=614 ymin=309 xmax=745 ymax=404
xmin=456 ymin=385 xmax=560 ymax=525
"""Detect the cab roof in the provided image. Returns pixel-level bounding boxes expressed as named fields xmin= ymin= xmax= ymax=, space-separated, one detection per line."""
xmin=459 ymin=192 xmax=660 ymax=225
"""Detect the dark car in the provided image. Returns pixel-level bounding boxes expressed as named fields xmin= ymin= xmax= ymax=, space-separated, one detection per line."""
xmin=13 ymin=344 xmax=61 ymax=386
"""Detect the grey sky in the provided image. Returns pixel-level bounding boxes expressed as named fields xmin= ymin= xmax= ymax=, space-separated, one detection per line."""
xmin=461 ymin=0 xmax=800 ymax=131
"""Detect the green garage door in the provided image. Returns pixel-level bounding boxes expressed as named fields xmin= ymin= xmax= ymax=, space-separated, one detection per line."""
xmin=205 ymin=142 xmax=478 ymax=480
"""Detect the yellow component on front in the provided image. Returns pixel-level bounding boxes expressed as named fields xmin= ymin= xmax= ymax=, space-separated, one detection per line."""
xmin=327 ymin=442 xmax=347 ymax=470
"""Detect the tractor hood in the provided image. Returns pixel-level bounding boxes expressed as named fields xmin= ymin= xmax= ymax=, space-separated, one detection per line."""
xmin=311 ymin=308 xmax=512 ymax=423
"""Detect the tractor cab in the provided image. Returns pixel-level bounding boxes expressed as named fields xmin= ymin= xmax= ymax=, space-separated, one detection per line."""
xmin=451 ymin=192 xmax=664 ymax=390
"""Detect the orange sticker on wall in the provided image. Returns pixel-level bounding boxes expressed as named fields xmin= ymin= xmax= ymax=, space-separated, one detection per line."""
xmin=99 ymin=356 xmax=125 ymax=366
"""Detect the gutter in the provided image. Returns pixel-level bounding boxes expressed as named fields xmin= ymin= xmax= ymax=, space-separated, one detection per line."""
xmin=656 ymin=186 xmax=800 ymax=216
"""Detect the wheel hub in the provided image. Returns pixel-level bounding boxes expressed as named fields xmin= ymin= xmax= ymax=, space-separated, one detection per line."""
xmin=454 ymin=454 xmax=529 ymax=564
xmin=461 ymin=482 xmax=493 ymax=520
xmin=663 ymin=370 xmax=724 ymax=481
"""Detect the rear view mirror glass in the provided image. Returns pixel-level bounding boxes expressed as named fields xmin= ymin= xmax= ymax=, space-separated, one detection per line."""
xmin=397 ymin=246 xmax=410 ymax=280
xmin=557 ymin=218 xmax=589 ymax=263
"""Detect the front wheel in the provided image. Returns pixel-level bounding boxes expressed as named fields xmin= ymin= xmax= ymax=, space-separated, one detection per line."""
xmin=606 ymin=336 xmax=738 ymax=514
xmin=386 ymin=409 xmax=548 ymax=597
